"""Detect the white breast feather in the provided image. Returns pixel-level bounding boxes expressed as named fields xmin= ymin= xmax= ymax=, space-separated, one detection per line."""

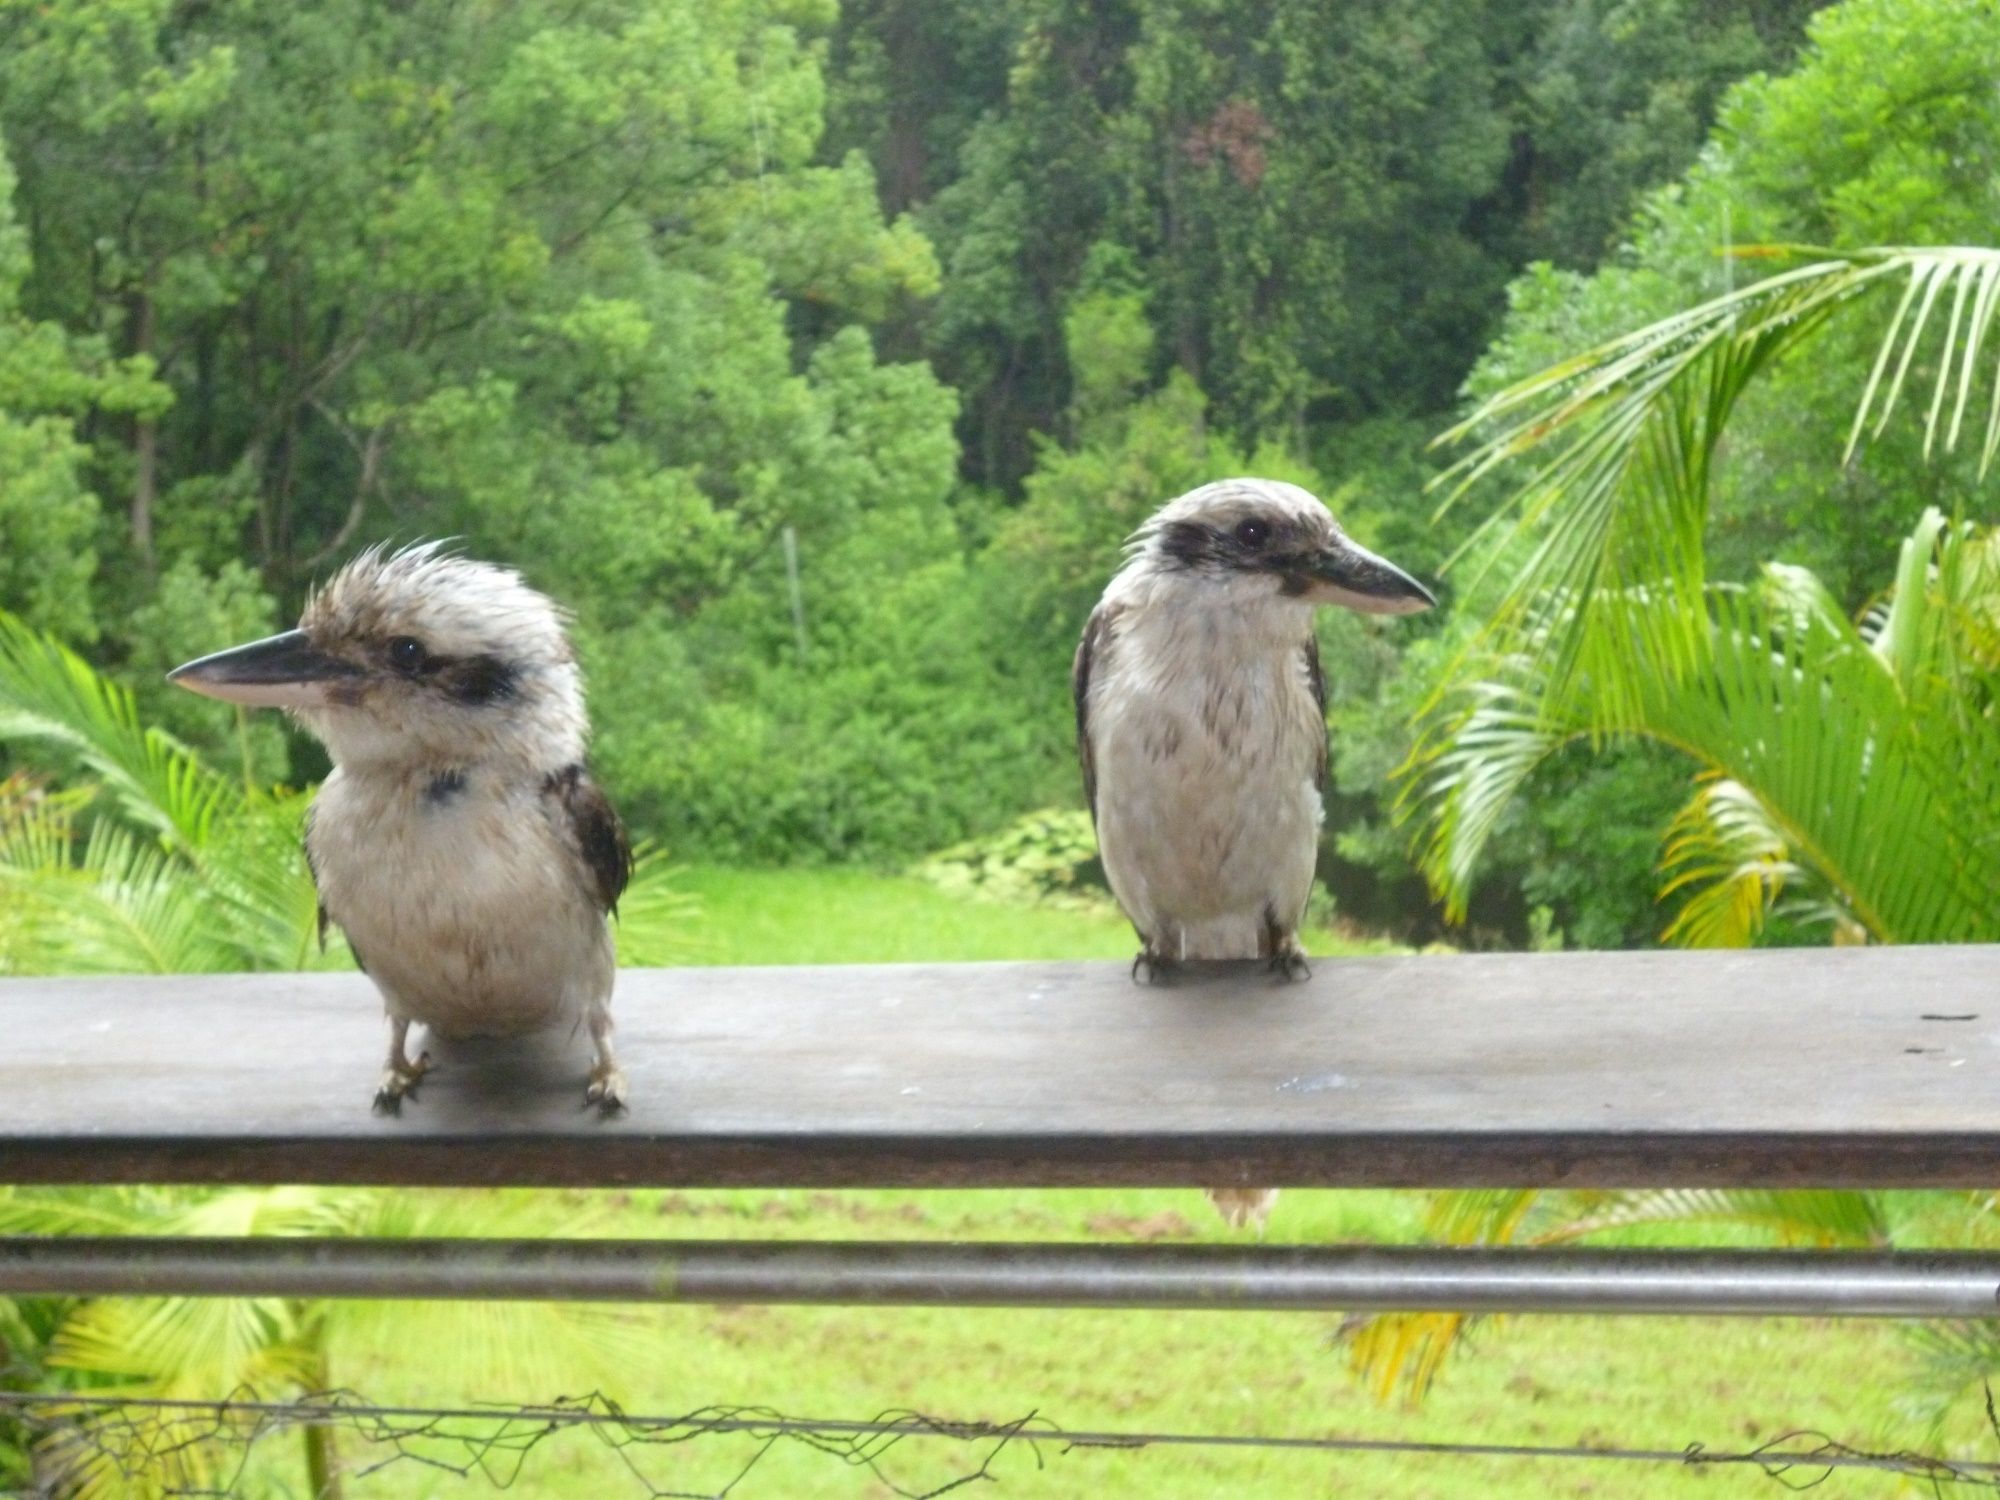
xmin=1089 ymin=579 xmax=1324 ymax=960
xmin=309 ymin=768 xmax=613 ymax=1037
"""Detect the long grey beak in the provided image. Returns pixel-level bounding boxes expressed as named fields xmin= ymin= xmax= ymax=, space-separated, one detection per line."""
xmin=167 ymin=629 xmax=361 ymax=709
xmin=1307 ymin=539 xmax=1437 ymax=616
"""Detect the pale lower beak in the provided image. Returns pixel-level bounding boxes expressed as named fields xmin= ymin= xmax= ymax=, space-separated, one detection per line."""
xmin=167 ymin=630 xmax=361 ymax=708
xmin=1306 ymin=540 xmax=1437 ymax=615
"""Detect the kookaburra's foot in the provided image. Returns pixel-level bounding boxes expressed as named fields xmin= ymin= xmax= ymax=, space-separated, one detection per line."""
xmin=1131 ymin=948 xmax=1179 ymax=986
xmin=372 ymin=1051 xmax=431 ymax=1116
xmin=1269 ymin=939 xmax=1311 ymax=983
xmin=585 ymin=1061 xmax=627 ymax=1115
xmin=585 ymin=1007 xmax=626 ymax=1115
xmin=1206 ymin=1187 xmax=1280 ymax=1233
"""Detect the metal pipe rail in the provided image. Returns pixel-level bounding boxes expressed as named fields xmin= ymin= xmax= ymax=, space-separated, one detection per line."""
xmin=5 ymin=1239 xmax=1999 ymax=1318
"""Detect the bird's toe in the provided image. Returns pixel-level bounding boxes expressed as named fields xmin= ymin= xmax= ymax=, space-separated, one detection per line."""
xmin=372 ymin=1055 xmax=430 ymax=1115
xmin=1268 ymin=940 xmax=1312 ymax=983
xmin=586 ymin=1066 xmax=628 ymax=1116
xmin=1206 ymin=1187 xmax=1280 ymax=1232
xmin=1131 ymin=949 xmax=1176 ymax=986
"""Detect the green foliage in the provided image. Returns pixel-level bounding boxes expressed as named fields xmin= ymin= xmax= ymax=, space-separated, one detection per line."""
xmin=915 ymin=807 xmax=1105 ymax=908
xmin=0 ymin=0 xmax=976 ymax=859
xmin=0 ymin=0 xmax=1823 ymax=872
xmin=1413 ymin=249 xmax=2000 ymax=946
xmin=0 ymin=135 xmax=111 ymax=644
xmin=855 ymin=0 xmax=1814 ymax=487
xmin=1346 ymin=1185 xmax=1888 ymax=1402
xmin=0 ymin=1185 xmax=650 ymax=1498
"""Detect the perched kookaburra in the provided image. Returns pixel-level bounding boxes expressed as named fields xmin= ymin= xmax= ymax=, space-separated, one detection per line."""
xmin=169 ymin=544 xmax=631 ymax=1114
xmin=1074 ymin=478 xmax=1435 ymax=1226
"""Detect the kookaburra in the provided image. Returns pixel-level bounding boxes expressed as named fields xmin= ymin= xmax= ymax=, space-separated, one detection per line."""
xmin=1074 ymin=478 xmax=1436 ymax=1226
xmin=169 ymin=544 xmax=631 ymax=1114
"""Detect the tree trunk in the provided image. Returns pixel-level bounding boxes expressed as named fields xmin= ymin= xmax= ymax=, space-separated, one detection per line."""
xmin=299 ymin=1346 xmax=343 ymax=1500
xmin=129 ymin=293 xmax=158 ymax=576
xmin=302 ymin=1419 xmax=342 ymax=1500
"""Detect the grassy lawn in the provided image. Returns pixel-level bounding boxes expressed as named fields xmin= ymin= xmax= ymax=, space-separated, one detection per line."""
xmin=222 ymin=870 xmax=1988 ymax=1495
xmin=330 ymin=1187 xmax=1931 ymax=1499
xmin=666 ymin=863 xmax=1403 ymax=966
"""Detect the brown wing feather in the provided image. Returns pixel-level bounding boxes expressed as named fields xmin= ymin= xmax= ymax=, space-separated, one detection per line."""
xmin=544 ymin=763 xmax=633 ymax=916
xmin=1074 ymin=603 xmax=1121 ymax=824
xmin=1304 ymin=633 xmax=1329 ymax=792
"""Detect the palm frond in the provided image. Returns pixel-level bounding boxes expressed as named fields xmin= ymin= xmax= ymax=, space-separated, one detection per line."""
xmin=0 ymin=613 xmax=237 ymax=851
xmin=1347 ymin=1187 xmax=1886 ymax=1402
xmin=194 ymin=794 xmax=335 ymax=972
xmin=1657 ymin=777 xmax=1806 ymax=947
xmin=608 ymin=844 xmax=701 ymax=968
xmin=1401 ymin=681 xmax=1572 ymax=925
xmin=1414 ymin=550 xmax=2000 ymax=942
xmin=1423 ymin=248 xmax=2000 ymax=753
xmin=1533 ymin=1189 xmax=1886 ymax=1247
xmin=0 ymin=812 xmax=243 ymax=974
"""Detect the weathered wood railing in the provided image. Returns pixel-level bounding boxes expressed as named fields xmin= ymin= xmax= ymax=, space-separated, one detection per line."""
xmin=2 ymin=946 xmax=1997 ymax=1315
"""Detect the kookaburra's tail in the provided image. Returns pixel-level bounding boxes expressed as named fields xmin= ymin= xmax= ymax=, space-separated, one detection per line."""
xmin=1206 ymin=1186 xmax=1279 ymax=1232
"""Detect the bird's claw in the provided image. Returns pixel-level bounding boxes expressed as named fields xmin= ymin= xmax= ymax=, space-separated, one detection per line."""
xmin=1131 ymin=950 xmax=1177 ymax=986
xmin=371 ymin=1051 xmax=431 ymax=1116
xmin=1270 ymin=948 xmax=1312 ymax=982
xmin=585 ymin=1064 xmax=628 ymax=1116
xmin=1207 ymin=1187 xmax=1280 ymax=1232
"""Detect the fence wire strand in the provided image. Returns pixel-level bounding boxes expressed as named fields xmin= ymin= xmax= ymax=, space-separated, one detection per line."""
xmin=5 ymin=1387 xmax=2000 ymax=1497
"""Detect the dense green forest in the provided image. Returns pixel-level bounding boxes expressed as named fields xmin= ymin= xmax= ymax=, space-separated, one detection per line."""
xmin=6 ymin=0 xmax=1995 ymax=948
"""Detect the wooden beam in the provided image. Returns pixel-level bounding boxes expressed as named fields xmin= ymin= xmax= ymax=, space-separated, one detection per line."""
xmin=0 ymin=947 xmax=1993 ymax=1189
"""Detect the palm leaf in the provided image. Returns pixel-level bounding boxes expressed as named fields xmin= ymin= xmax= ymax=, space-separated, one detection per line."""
xmin=322 ymin=1192 xmax=655 ymax=1400
xmin=607 ymin=843 xmax=702 ymax=968
xmin=1657 ymin=776 xmax=1807 ymax=947
xmin=0 ymin=813 xmax=241 ymax=975
xmin=1425 ymin=248 xmax=2000 ymax=738
xmin=0 ymin=612 xmax=237 ymax=851
xmin=1347 ymin=1188 xmax=1885 ymax=1401
xmin=1414 ymin=534 xmax=2000 ymax=943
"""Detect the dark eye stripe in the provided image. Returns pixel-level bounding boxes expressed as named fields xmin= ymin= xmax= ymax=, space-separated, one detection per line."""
xmin=441 ymin=655 xmax=519 ymax=706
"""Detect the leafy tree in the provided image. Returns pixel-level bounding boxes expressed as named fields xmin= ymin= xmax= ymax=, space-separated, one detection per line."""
xmin=0 ymin=131 xmax=165 ymax=645
xmin=0 ymin=0 xmax=994 ymax=855
xmin=839 ymin=0 xmax=1817 ymax=491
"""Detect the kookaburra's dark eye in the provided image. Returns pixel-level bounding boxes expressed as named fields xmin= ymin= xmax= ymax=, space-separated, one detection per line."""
xmin=1233 ymin=517 xmax=1271 ymax=548
xmin=388 ymin=636 xmax=428 ymax=674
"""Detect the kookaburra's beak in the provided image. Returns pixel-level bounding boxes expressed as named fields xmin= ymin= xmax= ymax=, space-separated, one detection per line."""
xmin=1304 ymin=538 xmax=1437 ymax=615
xmin=167 ymin=630 xmax=361 ymax=708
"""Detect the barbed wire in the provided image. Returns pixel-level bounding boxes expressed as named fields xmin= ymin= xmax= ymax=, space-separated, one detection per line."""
xmin=5 ymin=1387 xmax=2000 ymax=1497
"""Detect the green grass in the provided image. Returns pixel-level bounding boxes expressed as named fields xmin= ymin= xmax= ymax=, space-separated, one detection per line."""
xmin=666 ymin=864 xmax=1403 ymax=966
xmin=326 ymin=1187 xmax=1927 ymax=1499
xmin=166 ymin=870 xmax=1996 ymax=1495
xmin=668 ymin=864 xmax=1143 ymax=964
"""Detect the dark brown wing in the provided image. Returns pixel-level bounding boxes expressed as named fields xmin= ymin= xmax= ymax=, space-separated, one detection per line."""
xmin=1304 ymin=633 xmax=1329 ymax=792
xmin=544 ymin=763 xmax=633 ymax=916
xmin=1074 ymin=603 xmax=1121 ymax=824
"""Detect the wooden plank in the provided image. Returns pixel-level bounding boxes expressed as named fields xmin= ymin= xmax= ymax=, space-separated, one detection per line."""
xmin=0 ymin=947 xmax=1995 ymax=1189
